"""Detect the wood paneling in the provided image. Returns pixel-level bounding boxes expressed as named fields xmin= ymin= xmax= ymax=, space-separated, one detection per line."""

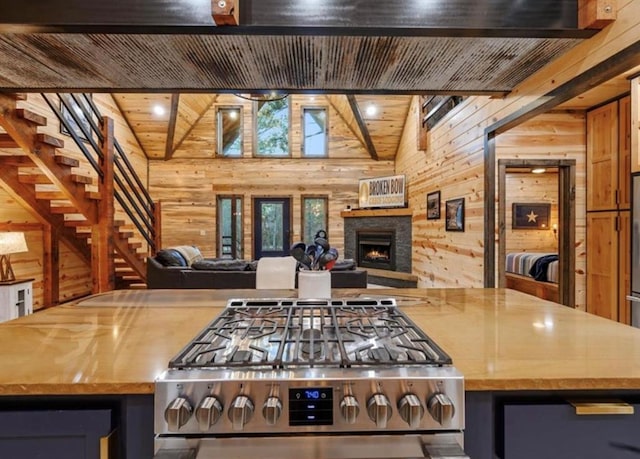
xmin=0 ymin=93 xmax=149 ymax=306
xmin=397 ymin=97 xmax=587 ymax=308
xmin=150 ymin=158 xmax=394 ymax=259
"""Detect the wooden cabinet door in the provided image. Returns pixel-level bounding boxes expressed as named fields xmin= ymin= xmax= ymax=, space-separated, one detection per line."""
xmin=619 ymin=210 xmax=631 ymax=325
xmin=619 ymin=95 xmax=631 ymax=210
xmin=587 ymin=211 xmax=619 ymax=320
xmin=587 ymin=101 xmax=619 ymax=211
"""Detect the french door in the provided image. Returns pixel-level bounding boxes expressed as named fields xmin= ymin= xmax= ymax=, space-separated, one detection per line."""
xmin=253 ymin=197 xmax=291 ymax=259
xmin=217 ymin=196 xmax=243 ymax=259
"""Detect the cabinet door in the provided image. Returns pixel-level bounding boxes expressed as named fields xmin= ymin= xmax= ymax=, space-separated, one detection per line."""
xmin=0 ymin=288 xmax=11 ymax=323
xmin=587 ymin=101 xmax=619 ymax=211
xmin=586 ymin=211 xmax=619 ymax=320
xmin=503 ymin=402 xmax=640 ymax=459
xmin=619 ymin=95 xmax=631 ymax=210
xmin=0 ymin=409 xmax=112 ymax=459
xmin=619 ymin=210 xmax=631 ymax=325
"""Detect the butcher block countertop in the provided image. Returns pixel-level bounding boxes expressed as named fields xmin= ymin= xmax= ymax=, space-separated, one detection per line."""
xmin=2 ymin=288 xmax=640 ymax=396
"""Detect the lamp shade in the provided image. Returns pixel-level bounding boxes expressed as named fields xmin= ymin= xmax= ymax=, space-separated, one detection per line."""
xmin=0 ymin=232 xmax=28 ymax=255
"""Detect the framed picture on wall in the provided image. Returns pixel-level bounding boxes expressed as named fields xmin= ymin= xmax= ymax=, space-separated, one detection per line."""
xmin=427 ymin=191 xmax=440 ymax=220
xmin=512 ymin=203 xmax=550 ymax=229
xmin=445 ymin=197 xmax=465 ymax=231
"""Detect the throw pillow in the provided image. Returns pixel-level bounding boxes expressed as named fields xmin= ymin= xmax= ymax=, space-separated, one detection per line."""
xmin=332 ymin=259 xmax=356 ymax=271
xmin=155 ymin=249 xmax=188 ymax=267
xmin=192 ymin=259 xmax=249 ymax=271
xmin=172 ymin=245 xmax=204 ymax=267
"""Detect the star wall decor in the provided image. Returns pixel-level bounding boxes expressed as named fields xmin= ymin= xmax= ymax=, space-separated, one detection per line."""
xmin=512 ymin=203 xmax=551 ymax=230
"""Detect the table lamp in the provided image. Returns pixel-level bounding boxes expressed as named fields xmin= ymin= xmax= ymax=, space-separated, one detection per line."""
xmin=0 ymin=232 xmax=28 ymax=283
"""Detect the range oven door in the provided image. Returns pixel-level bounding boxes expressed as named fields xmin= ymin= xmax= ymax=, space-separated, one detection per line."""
xmin=154 ymin=434 xmax=469 ymax=459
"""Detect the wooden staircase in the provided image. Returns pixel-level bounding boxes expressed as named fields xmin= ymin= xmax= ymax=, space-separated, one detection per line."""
xmin=0 ymin=93 xmax=148 ymax=292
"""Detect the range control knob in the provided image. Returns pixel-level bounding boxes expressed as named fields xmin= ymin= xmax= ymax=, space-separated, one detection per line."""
xmin=340 ymin=395 xmax=360 ymax=424
xmin=195 ymin=396 xmax=223 ymax=431
xmin=164 ymin=397 xmax=193 ymax=431
xmin=427 ymin=393 xmax=455 ymax=425
xmin=262 ymin=396 xmax=283 ymax=426
xmin=397 ymin=394 xmax=425 ymax=428
xmin=228 ymin=395 xmax=255 ymax=431
xmin=366 ymin=393 xmax=393 ymax=428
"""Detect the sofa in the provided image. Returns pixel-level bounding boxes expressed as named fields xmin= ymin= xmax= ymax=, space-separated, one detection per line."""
xmin=146 ymin=246 xmax=367 ymax=290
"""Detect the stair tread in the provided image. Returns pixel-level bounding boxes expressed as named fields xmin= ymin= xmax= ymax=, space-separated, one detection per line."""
xmin=36 ymin=133 xmax=64 ymax=148
xmin=16 ymin=108 xmax=47 ymax=127
xmin=55 ymin=155 xmax=80 ymax=168
xmin=50 ymin=206 xmax=79 ymax=214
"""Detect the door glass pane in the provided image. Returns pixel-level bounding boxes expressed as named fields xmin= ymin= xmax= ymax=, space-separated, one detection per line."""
xmin=217 ymin=107 xmax=242 ymax=156
xmin=255 ymin=98 xmax=289 ymax=156
xmin=303 ymin=197 xmax=328 ymax=244
xmin=303 ymin=108 xmax=327 ymax=157
xmin=218 ymin=196 xmax=243 ymax=258
xmin=261 ymin=203 xmax=284 ymax=251
xmin=235 ymin=197 xmax=243 ymax=258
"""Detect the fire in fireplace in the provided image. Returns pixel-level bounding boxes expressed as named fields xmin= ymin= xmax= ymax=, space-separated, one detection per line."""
xmin=357 ymin=230 xmax=395 ymax=271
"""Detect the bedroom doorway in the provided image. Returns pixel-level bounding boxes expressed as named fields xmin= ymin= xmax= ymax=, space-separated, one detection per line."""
xmin=497 ymin=159 xmax=576 ymax=307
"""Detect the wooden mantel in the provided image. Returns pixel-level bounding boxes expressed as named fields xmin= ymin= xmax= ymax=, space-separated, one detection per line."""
xmin=340 ymin=208 xmax=413 ymax=218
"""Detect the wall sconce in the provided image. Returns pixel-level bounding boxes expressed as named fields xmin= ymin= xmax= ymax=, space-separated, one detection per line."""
xmin=0 ymin=232 xmax=28 ymax=283
xmin=552 ymin=224 xmax=558 ymax=239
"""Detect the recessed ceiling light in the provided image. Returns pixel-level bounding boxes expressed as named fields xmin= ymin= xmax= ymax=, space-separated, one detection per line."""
xmin=153 ymin=104 xmax=166 ymax=116
xmin=531 ymin=168 xmax=546 ymax=174
xmin=365 ymin=104 xmax=377 ymax=117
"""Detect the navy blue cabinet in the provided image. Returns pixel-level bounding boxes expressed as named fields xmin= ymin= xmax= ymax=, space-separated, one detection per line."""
xmin=0 ymin=409 xmax=112 ymax=459
xmin=502 ymin=402 xmax=640 ymax=459
xmin=465 ymin=391 xmax=640 ymax=459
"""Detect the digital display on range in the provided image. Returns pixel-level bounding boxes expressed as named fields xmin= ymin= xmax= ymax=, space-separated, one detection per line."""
xmin=289 ymin=387 xmax=333 ymax=426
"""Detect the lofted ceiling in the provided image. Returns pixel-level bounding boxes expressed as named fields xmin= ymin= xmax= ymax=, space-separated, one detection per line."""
xmin=113 ymin=93 xmax=412 ymax=160
xmin=0 ymin=0 xmax=621 ymax=160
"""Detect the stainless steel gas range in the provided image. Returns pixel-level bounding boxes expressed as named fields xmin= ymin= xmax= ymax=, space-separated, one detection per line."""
xmin=154 ymin=298 xmax=468 ymax=459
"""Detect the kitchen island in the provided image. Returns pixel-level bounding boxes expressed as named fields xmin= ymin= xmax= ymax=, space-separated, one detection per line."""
xmin=1 ymin=288 xmax=640 ymax=458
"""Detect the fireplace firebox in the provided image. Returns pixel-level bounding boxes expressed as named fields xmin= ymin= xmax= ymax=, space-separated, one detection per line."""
xmin=357 ymin=230 xmax=395 ymax=271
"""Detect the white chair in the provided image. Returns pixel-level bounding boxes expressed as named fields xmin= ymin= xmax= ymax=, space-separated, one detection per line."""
xmin=256 ymin=256 xmax=298 ymax=289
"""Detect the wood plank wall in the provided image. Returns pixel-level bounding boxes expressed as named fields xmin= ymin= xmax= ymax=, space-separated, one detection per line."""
xmin=0 ymin=93 xmax=149 ymax=309
xmin=150 ymin=95 xmax=395 ymax=258
xmin=396 ymin=0 xmax=640 ymax=306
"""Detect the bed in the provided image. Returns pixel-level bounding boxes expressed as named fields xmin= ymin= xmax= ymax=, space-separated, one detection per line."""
xmin=505 ymin=252 xmax=559 ymax=302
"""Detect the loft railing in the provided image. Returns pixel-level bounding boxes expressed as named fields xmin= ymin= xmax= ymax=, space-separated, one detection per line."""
xmin=41 ymin=93 xmax=157 ymax=253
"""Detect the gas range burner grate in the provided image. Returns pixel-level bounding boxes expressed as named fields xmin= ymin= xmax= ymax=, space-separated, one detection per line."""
xmin=169 ymin=298 xmax=452 ymax=370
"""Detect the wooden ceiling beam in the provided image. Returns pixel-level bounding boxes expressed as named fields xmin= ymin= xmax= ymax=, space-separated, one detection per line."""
xmin=579 ymin=0 xmax=616 ymax=29
xmin=212 ymin=0 xmax=239 ymax=26
xmin=347 ymin=95 xmax=378 ymax=161
xmin=0 ymin=0 xmax=591 ymax=38
xmin=164 ymin=93 xmax=180 ymax=160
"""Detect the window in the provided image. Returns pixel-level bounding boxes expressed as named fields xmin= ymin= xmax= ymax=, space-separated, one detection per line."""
xmin=254 ymin=97 xmax=290 ymax=156
xmin=216 ymin=107 xmax=243 ymax=157
xmin=302 ymin=107 xmax=328 ymax=157
xmin=217 ymin=196 xmax=243 ymax=259
xmin=302 ymin=196 xmax=328 ymax=245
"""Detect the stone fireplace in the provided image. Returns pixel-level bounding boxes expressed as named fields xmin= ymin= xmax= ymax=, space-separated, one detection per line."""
xmin=343 ymin=210 xmax=412 ymax=274
xmin=357 ymin=230 xmax=395 ymax=271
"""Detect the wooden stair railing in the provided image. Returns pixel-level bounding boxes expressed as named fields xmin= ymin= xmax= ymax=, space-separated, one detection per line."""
xmin=0 ymin=93 xmax=157 ymax=298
